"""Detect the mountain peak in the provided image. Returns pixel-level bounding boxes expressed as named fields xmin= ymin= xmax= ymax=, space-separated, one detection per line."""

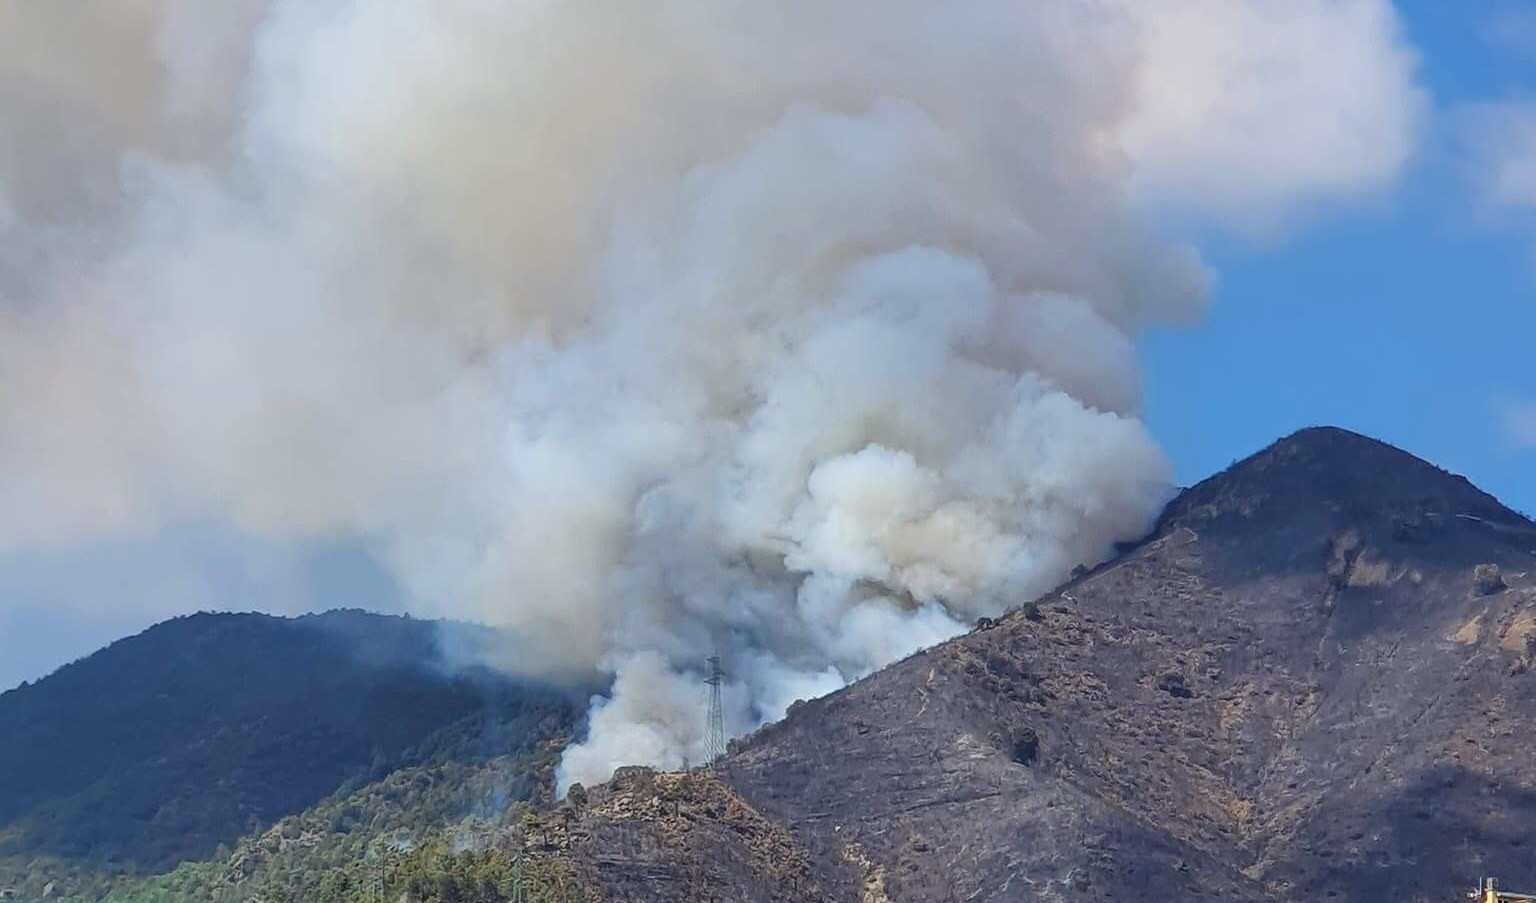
xmin=1160 ymin=425 xmax=1528 ymax=536
xmin=619 ymin=427 xmax=1536 ymax=903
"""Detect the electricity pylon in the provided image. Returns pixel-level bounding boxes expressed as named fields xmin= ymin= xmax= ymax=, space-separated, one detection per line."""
xmin=704 ymin=653 xmax=726 ymax=764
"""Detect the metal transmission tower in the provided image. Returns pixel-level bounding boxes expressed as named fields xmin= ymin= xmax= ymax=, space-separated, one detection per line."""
xmin=510 ymin=854 xmax=526 ymax=903
xmin=704 ymin=652 xmax=726 ymax=765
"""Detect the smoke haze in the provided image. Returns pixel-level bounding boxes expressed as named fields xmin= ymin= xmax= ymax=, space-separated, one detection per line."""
xmin=0 ymin=0 xmax=1422 ymax=785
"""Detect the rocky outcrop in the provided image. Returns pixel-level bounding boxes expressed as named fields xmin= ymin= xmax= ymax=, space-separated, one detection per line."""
xmin=551 ymin=768 xmax=853 ymax=903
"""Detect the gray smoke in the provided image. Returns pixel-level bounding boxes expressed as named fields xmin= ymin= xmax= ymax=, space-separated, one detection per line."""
xmin=0 ymin=0 xmax=1421 ymax=787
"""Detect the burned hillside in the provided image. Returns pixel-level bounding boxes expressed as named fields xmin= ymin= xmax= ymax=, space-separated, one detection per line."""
xmin=561 ymin=427 xmax=1536 ymax=903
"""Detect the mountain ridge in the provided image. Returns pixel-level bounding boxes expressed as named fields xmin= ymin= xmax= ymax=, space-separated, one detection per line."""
xmin=7 ymin=426 xmax=1536 ymax=903
xmin=555 ymin=425 xmax=1536 ymax=902
xmin=0 ymin=608 xmax=580 ymax=895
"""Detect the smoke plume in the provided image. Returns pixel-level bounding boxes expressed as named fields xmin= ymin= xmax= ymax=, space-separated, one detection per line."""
xmin=0 ymin=0 xmax=1421 ymax=786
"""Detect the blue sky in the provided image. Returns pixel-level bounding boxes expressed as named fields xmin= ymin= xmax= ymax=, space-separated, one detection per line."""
xmin=2 ymin=1 xmax=1534 ymax=694
xmin=1145 ymin=0 xmax=1536 ymax=515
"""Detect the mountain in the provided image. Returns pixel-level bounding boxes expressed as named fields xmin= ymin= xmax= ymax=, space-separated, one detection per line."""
xmin=10 ymin=426 xmax=1536 ymax=903
xmin=0 ymin=610 xmax=580 ymax=898
xmin=550 ymin=427 xmax=1536 ymax=903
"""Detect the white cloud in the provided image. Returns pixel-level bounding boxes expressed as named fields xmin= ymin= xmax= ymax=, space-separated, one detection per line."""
xmin=1118 ymin=0 xmax=1425 ymax=232
xmin=1505 ymin=401 xmax=1536 ymax=448
xmin=1467 ymin=102 xmax=1536 ymax=210
xmin=1481 ymin=4 xmax=1536 ymax=55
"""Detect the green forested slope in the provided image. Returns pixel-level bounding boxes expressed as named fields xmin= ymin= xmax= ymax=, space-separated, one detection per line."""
xmin=0 ymin=610 xmax=582 ymax=902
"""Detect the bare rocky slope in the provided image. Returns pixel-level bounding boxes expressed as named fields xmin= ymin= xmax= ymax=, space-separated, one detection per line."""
xmin=563 ymin=427 xmax=1536 ymax=903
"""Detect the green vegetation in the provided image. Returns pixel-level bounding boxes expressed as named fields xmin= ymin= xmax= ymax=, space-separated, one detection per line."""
xmin=6 ymin=721 xmax=581 ymax=902
xmin=101 ymin=750 xmax=591 ymax=903
xmin=0 ymin=611 xmax=585 ymax=903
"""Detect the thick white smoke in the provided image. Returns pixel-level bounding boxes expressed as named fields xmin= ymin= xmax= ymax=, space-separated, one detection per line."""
xmin=0 ymin=1 xmax=1421 ymax=786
